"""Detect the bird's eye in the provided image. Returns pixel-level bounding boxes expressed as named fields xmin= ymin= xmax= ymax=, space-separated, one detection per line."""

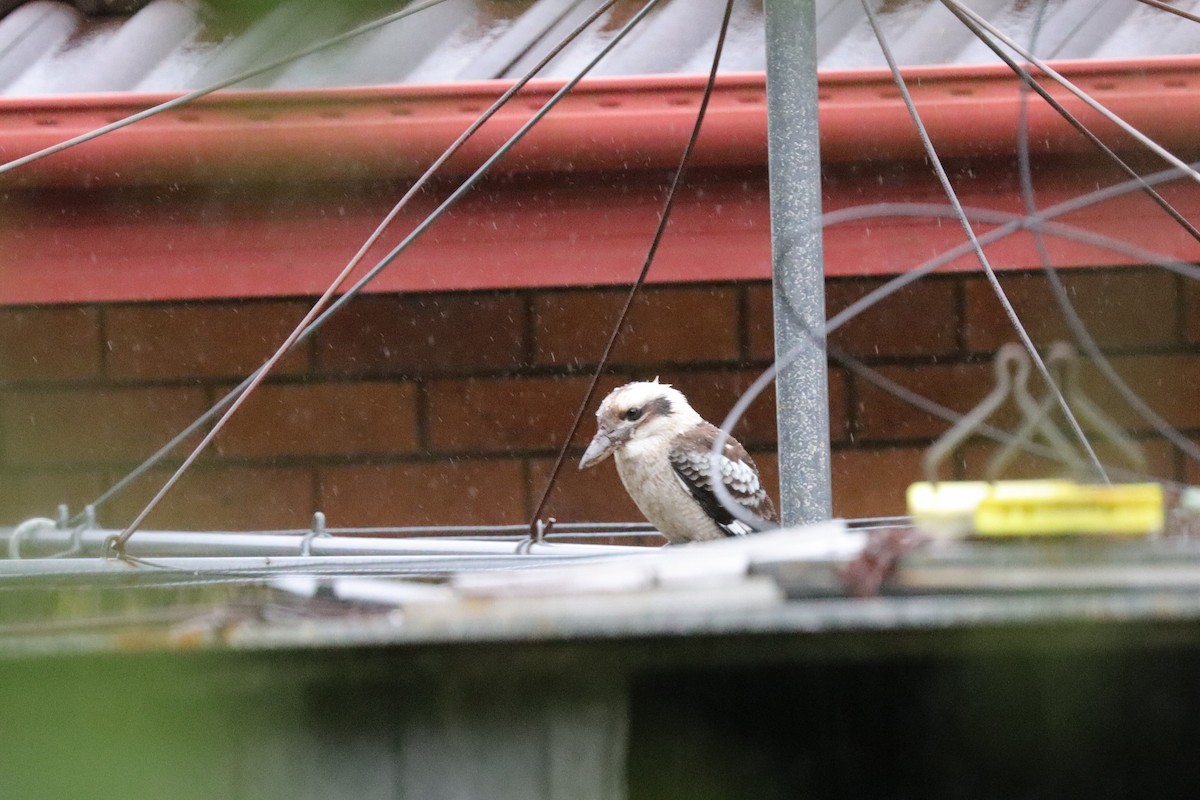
xmin=623 ymin=407 xmax=643 ymax=422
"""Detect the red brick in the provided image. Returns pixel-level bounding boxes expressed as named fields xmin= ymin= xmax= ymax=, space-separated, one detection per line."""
xmin=1185 ymin=280 xmax=1200 ymax=345
xmin=528 ymin=456 xmax=644 ymax=524
xmin=959 ymin=437 xmax=1176 ymax=484
xmin=106 ymin=301 xmax=311 ymax=380
xmin=315 ymin=292 xmax=527 ymax=375
xmin=1 ymin=387 xmax=210 ymax=466
xmin=825 ymin=277 xmax=960 ymax=358
xmin=953 ymin=441 xmax=1062 ymax=482
xmin=1137 ymin=439 xmax=1177 ymax=482
xmin=426 ymin=375 xmax=626 ymax=453
xmin=0 ymin=307 xmax=100 ymax=382
xmin=533 ymin=286 xmax=741 ymax=368
xmin=1077 ymin=354 xmax=1200 ymax=432
xmin=425 ymin=368 xmax=835 ymax=461
xmin=317 ymin=460 xmax=526 ymax=527
xmin=964 ymin=269 xmax=1177 ymax=352
xmin=828 ymin=368 xmax=849 ymax=443
xmin=853 ymin=362 xmax=996 ymax=441
xmin=105 ymin=466 xmax=314 ymax=531
xmin=213 ymin=382 xmax=418 ymax=459
xmin=1182 ymin=446 xmax=1200 ymax=485
xmin=745 ymin=283 xmax=774 ymax=361
xmin=0 ymin=470 xmax=107 ymax=527
xmin=425 ymin=371 xmax=792 ymax=455
xmin=855 ymin=355 xmax=1189 ymax=476
xmin=831 ymin=447 xmax=923 ymax=519
xmin=748 ymin=278 xmax=960 ymax=361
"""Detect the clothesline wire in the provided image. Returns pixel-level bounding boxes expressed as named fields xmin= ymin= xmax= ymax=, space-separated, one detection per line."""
xmin=6 ymin=0 xmax=1199 ymax=539
xmin=714 ymin=0 xmax=1115 ymax=528
xmin=0 ymin=0 xmax=455 ymax=176
xmin=527 ymin=0 xmax=737 ymax=535
xmin=943 ymin=0 xmax=1200 ymax=185
xmin=1005 ymin=1 xmax=1200 ymax=466
xmin=1135 ymin=0 xmax=1200 ymax=25
xmin=710 ymin=0 xmax=1200 ymax=522
xmin=110 ymin=0 xmax=630 ymax=554
xmin=861 ymin=0 xmax=1108 ymax=483
xmin=718 ymin=198 xmax=1200 ymax=500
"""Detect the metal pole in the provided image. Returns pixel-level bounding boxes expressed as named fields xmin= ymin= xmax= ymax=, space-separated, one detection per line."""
xmin=0 ymin=554 xmax=644 ymax=579
xmin=0 ymin=523 xmax=650 ymax=560
xmin=764 ymin=0 xmax=831 ymax=525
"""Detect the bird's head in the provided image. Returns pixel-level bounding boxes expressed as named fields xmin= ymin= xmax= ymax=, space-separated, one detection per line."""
xmin=579 ymin=380 xmax=701 ymax=469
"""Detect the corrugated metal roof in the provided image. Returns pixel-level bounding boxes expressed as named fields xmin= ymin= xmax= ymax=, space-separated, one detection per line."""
xmin=1 ymin=0 xmax=1198 ymax=97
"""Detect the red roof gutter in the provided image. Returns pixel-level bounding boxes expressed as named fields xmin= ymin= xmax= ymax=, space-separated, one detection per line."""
xmin=3 ymin=57 xmax=1200 ymax=188
xmin=4 ymin=57 xmax=1200 ymax=305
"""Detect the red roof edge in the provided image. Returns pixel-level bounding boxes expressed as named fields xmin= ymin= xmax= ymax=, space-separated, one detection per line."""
xmin=5 ymin=58 xmax=1200 ymax=305
xmin=2 ymin=57 xmax=1200 ymax=188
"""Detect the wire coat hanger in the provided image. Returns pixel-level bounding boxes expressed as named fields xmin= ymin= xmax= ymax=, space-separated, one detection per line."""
xmin=986 ymin=342 xmax=1145 ymax=479
xmin=923 ymin=343 xmax=1085 ymax=483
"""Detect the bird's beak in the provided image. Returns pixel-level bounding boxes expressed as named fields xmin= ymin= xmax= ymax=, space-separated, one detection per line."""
xmin=579 ymin=430 xmax=619 ymax=470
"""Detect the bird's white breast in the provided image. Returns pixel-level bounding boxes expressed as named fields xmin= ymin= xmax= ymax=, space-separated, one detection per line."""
xmin=614 ymin=436 xmax=726 ymax=543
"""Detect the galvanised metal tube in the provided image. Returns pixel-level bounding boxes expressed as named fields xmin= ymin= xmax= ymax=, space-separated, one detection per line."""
xmin=764 ymin=0 xmax=831 ymax=524
xmin=0 ymin=553 xmax=642 ymax=579
xmin=0 ymin=524 xmax=651 ymax=560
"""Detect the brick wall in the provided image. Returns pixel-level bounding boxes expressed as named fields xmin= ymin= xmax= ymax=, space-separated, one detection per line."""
xmin=1 ymin=266 xmax=1196 ymax=531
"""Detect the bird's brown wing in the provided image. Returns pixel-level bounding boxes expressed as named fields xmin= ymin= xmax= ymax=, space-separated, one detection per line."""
xmin=667 ymin=422 xmax=778 ymax=536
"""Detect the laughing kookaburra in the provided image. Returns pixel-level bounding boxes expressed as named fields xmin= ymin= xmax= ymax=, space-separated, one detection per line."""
xmin=579 ymin=381 xmax=778 ymax=543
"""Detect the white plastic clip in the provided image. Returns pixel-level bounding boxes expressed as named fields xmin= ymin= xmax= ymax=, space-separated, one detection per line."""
xmin=48 ymin=504 xmax=96 ymax=559
xmin=8 ymin=517 xmax=55 ymax=560
xmin=300 ymin=511 xmax=331 ymax=556
xmin=516 ymin=517 xmax=555 ymax=555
